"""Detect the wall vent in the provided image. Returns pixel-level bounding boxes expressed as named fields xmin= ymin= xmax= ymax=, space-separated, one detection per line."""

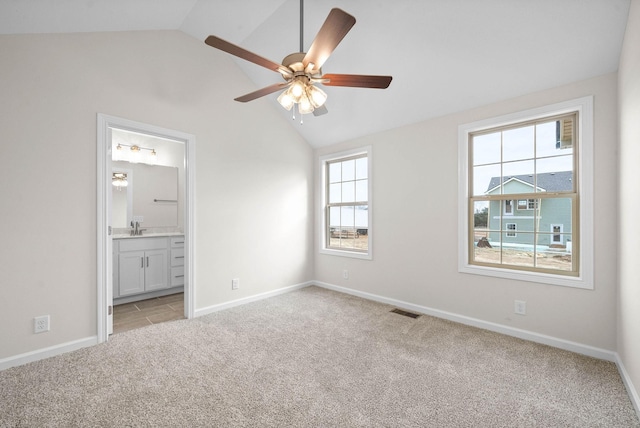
xmin=390 ymin=308 xmax=421 ymax=319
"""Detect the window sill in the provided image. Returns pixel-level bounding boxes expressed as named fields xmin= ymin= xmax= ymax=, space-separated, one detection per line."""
xmin=320 ymin=247 xmax=372 ymax=260
xmin=458 ymin=263 xmax=592 ymax=289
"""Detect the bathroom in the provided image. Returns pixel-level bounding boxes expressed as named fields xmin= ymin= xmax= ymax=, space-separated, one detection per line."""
xmin=110 ymin=128 xmax=186 ymax=333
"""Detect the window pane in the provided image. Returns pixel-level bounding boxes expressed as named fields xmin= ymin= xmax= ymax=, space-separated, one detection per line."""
xmin=501 ymin=232 xmax=534 ymax=267
xmin=342 ymin=181 xmax=355 ymax=203
xmin=502 ymin=160 xmax=535 ymax=194
xmin=537 ymin=198 xmax=572 ymax=244
xmin=329 ymin=162 xmax=341 ymax=183
xmin=329 ymin=183 xmax=341 ymax=203
xmin=473 ymin=132 xmax=501 ymax=165
xmin=503 ymin=125 xmax=534 ymax=162
xmin=355 ymin=179 xmax=368 ymax=201
xmin=355 ymin=205 xmax=368 ymax=228
xmin=355 ymin=157 xmax=368 ymax=180
xmin=536 ymin=119 xmax=574 ymax=158
xmin=536 ymin=157 xmax=573 ymax=193
xmin=341 ymin=206 xmax=355 ymax=227
xmin=342 ymin=159 xmax=355 ymax=181
xmin=535 ymin=233 xmax=572 ymax=271
xmin=506 ymin=216 xmax=534 ymax=233
xmin=329 ymin=206 xmax=340 ymax=227
xmin=473 ymin=242 xmax=499 ymax=264
xmin=473 ymin=201 xmax=489 ymax=228
xmin=474 ymin=163 xmax=501 ymax=196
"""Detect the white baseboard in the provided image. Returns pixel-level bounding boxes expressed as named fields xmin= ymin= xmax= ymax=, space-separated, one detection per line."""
xmin=615 ymin=353 xmax=640 ymax=418
xmin=313 ymin=281 xmax=617 ymax=362
xmin=0 ymin=336 xmax=98 ymax=371
xmin=194 ymin=281 xmax=314 ymax=318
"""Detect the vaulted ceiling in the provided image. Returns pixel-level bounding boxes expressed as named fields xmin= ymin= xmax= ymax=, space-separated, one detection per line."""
xmin=0 ymin=0 xmax=630 ymax=147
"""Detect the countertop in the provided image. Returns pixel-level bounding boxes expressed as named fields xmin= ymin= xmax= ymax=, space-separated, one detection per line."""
xmin=113 ymin=232 xmax=184 ymax=239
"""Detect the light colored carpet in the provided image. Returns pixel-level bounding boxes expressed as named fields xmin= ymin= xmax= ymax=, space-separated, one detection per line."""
xmin=0 ymin=286 xmax=638 ymax=427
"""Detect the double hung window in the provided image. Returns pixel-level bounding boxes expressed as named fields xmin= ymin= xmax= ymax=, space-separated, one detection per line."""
xmin=320 ymin=147 xmax=372 ymax=259
xmin=458 ymin=97 xmax=593 ymax=288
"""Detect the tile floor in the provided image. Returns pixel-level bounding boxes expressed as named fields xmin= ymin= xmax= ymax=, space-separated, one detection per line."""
xmin=112 ymin=292 xmax=184 ymax=335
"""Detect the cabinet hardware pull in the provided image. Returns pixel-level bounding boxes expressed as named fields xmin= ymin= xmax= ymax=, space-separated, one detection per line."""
xmin=175 ymin=275 xmax=184 ymax=278
xmin=175 ymin=256 xmax=184 ymax=259
xmin=146 ymin=256 xmax=149 ymax=267
xmin=141 ymin=257 xmax=144 ymax=268
xmin=174 ymin=241 xmax=184 ymax=244
xmin=154 ymin=199 xmax=177 ymax=203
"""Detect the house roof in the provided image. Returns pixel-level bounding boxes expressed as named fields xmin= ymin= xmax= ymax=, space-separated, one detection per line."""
xmin=486 ymin=171 xmax=573 ymax=194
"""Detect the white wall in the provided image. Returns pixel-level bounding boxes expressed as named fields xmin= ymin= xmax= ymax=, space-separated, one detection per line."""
xmin=618 ymin=0 xmax=640 ymax=409
xmin=0 ymin=31 xmax=314 ymax=360
xmin=315 ymin=73 xmax=619 ymax=351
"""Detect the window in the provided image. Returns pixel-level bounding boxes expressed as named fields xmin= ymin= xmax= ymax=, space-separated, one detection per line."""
xmin=504 ymin=200 xmax=514 ymax=215
xmin=320 ymin=147 xmax=372 ymax=259
xmin=517 ymin=199 xmax=537 ymax=210
xmin=458 ymin=97 xmax=594 ymax=289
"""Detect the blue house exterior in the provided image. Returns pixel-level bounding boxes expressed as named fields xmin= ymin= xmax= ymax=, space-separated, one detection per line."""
xmin=485 ymin=171 xmax=572 ymax=248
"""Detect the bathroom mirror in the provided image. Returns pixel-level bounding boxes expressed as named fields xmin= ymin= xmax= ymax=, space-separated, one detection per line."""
xmin=112 ymin=162 xmax=179 ymax=228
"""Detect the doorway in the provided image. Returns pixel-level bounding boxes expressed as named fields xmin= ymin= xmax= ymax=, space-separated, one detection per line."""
xmin=97 ymin=114 xmax=196 ymax=343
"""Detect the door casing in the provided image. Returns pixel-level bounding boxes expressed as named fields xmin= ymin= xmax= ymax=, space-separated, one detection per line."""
xmin=96 ymin=113 xmax=196 ymax=343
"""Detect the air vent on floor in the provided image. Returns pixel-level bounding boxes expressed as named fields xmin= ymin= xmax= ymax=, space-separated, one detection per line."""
xmin=390 ymin=308 xmax=421 ymax=319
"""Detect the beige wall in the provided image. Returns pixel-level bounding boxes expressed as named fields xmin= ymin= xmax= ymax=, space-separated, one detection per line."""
xmin=618 ymin=0 xmax=640 ymax=409
xmin=315 ymin=73 xmax=619 ymax=351
xmin=0 ymin=31 xmax=314 ymax=359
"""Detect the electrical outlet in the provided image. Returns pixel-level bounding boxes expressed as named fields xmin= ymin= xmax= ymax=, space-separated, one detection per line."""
xmin=34 ymin=315 xmax=50 ymax=333
xmin=232 ymin=278 xmax=239 ymax=290
xmin=342 ymin=269 xmax=349 ymax=280
xmin=514 ymin=300 xmax=526 ymax=315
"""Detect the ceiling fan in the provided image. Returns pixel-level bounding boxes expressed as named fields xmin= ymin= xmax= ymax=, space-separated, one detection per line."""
xmin=204 ymin=1 xmax=392 ymax=118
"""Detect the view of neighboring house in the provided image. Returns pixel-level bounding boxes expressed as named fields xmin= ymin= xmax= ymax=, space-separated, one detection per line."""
xmin=485 ymin=171 xmax=573 ymax=248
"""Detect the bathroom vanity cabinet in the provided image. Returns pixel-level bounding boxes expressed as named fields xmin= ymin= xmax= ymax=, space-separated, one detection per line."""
xmin=113 ymin=235 xmax=184 ymax=304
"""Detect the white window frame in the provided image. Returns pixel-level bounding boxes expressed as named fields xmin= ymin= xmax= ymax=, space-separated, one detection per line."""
xmin=319 ymin=146 xmax=373 ymax=260
xmin=458 ymin=96 xmax=594 ymax=289
xmin=504 ymin=199 xmax=514 ymax=215
xmin=551 ymin=224 xmax=564 ymax=244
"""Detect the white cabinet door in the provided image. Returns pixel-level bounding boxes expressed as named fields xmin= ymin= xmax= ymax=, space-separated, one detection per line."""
xmin=119 ymin=251 xmax=145 ymax=296
xmin=144 ymin=249 xmax=168 ymax=291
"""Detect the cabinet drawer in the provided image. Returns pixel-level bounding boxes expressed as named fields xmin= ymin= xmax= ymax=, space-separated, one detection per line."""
xmin=118 ymin=237 xmax=168 ymax=252
xmin=170 ymin=236 xmax=185 ymax=248
xmin=171 ymin=266 xmax=184 ymax=286
xmin=171 ymin=248 xmax=184 ymax=266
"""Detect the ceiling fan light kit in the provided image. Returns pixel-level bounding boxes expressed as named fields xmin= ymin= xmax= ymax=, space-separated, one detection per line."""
xmin=204 ymin=2 xmax=392 ymax=120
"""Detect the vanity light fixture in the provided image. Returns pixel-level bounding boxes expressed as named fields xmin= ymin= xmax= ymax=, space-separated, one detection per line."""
xmin=116 ymin=143 xmax=157 ymax=156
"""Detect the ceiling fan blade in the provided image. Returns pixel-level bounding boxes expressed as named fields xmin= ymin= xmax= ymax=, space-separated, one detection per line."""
xmin=234 ymin=83 xmax=289 ymax=103
xmin=313 ymin=105 xmax=328 ymax=116
xmin=205 ymin=35 xmax=289 ymax=75
xmin=303 ymin=8 xmax=356 ymax=70
xmin=321 ymin=74 xmax=392 ymax=89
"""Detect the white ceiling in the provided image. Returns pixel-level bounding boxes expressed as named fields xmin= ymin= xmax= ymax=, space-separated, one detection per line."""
xmin=0 ymin=0 xmax=631 ymax=147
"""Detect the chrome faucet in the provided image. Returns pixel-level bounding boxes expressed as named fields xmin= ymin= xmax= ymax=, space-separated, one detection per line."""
xmin=135 ymin=221 xmax=146 ymax=236
xmin=130 ymin=221 xmax=146 ymax=236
